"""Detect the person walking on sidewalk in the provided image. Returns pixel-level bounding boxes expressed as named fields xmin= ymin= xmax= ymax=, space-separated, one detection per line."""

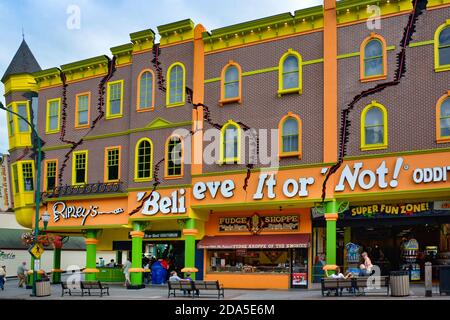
xmin=122 ymin=258 xmax=132 ymax=287
xmin=17 ymin=262 xmax=28 ymax=288
xmin=0 ymin=266 xmax=6 ymax=290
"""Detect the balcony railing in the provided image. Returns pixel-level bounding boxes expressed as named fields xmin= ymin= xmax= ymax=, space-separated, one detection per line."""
xmin=41 ymin=181 xmax=124 ymax=201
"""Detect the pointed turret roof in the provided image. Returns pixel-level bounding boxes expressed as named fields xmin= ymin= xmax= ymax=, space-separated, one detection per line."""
xmin=1 ymin=39 xmax=41 ymax=82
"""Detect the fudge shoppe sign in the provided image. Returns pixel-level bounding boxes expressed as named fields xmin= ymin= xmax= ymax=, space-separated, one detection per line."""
xmin=51 ymin=201 xmax=125 ymax=226
xmin=219 ymin=214 xmax=299 ymax=234
xmin=193 ymin=157 xmax=450 ymax=201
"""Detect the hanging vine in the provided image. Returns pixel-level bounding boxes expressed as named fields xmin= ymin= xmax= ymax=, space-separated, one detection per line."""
xmin=321 ymin=0 xmax=428 ymax=201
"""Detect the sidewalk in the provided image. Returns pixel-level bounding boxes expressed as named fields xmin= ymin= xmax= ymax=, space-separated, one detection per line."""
xmin=1 ymin=277 xmax=449 ymax=300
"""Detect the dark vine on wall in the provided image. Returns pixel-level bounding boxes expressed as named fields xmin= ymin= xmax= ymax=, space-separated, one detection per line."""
xmin=56 ymin=57 xmax=117 ymax=188
xmin=321 ymin=0 xmax=428 ymax=202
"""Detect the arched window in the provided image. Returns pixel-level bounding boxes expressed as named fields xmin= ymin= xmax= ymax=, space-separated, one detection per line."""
xmin=278 ymin=113 xmax=302 ymax=158
xmin=437 ymin=93 xmax=450 ymax=142
xmin=166 ymin=63 xmax=185 ymax=107
xmin=137 ymin=70 xmax=154 ymax=111
xmin=435 ymin=22 xmax=450 ymax=72
xmin=135 ymin=138 xmax=153 ymax=181
xmin=220 ymin=61 xmax=242 ymax=105
xmin=165 ymin=136 xmax=183 ymax=178
xmin=360 ymin=33 xmax=387 ymax=81
xmin=221 ymin=120 xmax=241 ymax=164
xmin=278 ymin=49 xmax=302 ymax=96
xmin=361 ymin=101 xmax=388 ymax=150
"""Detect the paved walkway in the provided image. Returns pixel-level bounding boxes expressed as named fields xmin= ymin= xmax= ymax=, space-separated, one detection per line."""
xmin=0 ymin=276 xmax=448 ymax=300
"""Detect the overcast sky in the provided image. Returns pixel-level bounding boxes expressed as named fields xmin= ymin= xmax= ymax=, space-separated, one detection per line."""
xmin=0 ymin=0 xmax=324 ymax=154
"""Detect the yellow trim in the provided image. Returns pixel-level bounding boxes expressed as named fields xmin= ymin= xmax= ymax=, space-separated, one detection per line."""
xmin=7 ymin=101 xmax=32 ymax=149
xmin=436 ymin=91 xmax=450 ymax=143
xmin=136 ymin=69 xmax=155 ymax=111
xmin=220 ymin=120 xmax=242 ymax=164
xmin=43 ymin=159 xmax=58 ymax=192
xmin=72 ymin=150 xmax=88 ymax=186
xmin=278 ymin=48 xmax=302 ymax=97
xmin=75 ymin=92 xmax=91 ymax=129
xmin=220 ymin=60 xmax=242 ymax=105
xmin=134 ymin=138 xmax=154 ymax=182
xmin=435 ymin=20 xmax=450 ymax=72
xmin=278 ymin=112 xmax=302 ymax=159
xmin=45 ymin=98 xmax=61 ymax=134
xmin=360 ymin=101 xmax=388 ymax=151
xmin=164 ymin=134 xmax=185 ymax=179
xmin=104 ymin=146 xmax=121 ymax=182
xmin=360 ymin=32 xmax=388 ymax=82
xmin=106 ymin=79 xmax=124 ymax=119
xmin=166 ymin=62 xmax=186 ymax=107
xmin=11 ymin=160 xmax=35 ymax=213
xmin=3 ymin=74 xmax=38 ymax=96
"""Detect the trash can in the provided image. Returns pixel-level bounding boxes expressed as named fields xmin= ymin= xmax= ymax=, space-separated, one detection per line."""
xmin=36 ymin=279 xmax=51 ymax=297
xmin=439 ymin=265 xmax=450 ymax=295
xmin=390 ymin=271 xmax=410 ymax=297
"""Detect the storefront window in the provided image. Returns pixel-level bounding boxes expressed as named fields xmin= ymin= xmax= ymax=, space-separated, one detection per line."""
xmin=208 ymin=249 xmax=290 ymax=273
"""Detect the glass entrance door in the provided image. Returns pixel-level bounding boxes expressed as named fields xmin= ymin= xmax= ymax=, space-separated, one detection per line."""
xmin=291 ymin=248 xmax=308 ymax=288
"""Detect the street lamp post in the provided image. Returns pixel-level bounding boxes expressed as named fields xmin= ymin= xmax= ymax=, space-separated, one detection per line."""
xmin=0 ymin=101 xmax=43 ymax=297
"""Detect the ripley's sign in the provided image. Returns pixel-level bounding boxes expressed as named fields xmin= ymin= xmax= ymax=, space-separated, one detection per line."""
xmin=52 ymin=201 xmax=125 ymax=226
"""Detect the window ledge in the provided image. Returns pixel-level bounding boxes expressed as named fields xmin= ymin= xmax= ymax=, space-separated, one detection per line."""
xmin=360 ymin=144 xmax=388 ymax=151
xmin=136 ymin=107 xmax=155 ymax=112
xmin=277 ymin=87 xmax=302 ymax=97
xmin=435 ymin=65 xmax=450 ymax=73
xmin=166 ymin=101 xmax=185 ymax=108
xmin=279 ymin=152 xmax=302 ymax=159
xmin=45 ymin=130 xmax=60 ymax=135
xmin=219 ymin=97 xmax=241 ymax=106
xmin=437 ymin=137 xmax=450 ymax=144
xmin=164 ymin=175 xmax=183 ymax=180
xmin=75 ymin=125 xmax=90 ymax=130
xmin=134 ymin=178 xmax=153 ymax=183
xmin=106 ymin=114 xmax=123 ymax=120
xmin=360 ymin=74 xmax=387 ymax=82
xmin=217 ymin=159 xmax=240 ymax=166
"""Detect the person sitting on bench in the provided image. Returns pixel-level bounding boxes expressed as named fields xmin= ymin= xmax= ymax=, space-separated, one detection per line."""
xmin=329 ymin=267 xmax=352 ymax=296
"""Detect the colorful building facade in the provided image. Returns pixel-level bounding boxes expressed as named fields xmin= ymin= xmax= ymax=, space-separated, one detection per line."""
xmin=2 ymin=0 xmax=450 ymax=289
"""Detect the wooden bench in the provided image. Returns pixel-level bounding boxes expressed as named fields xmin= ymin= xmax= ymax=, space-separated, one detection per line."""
xmin=61 ymin=281 xmax=83 ymax=297
xmin=81 ymin=281 xmax=110 ymax=297
xmin=193 ymin=280 xmax=225 ymax=299
xmin=321 ymin=276 xmax=390 ymax=297
xmin=168 ymin=280 xmax=194 ymax=298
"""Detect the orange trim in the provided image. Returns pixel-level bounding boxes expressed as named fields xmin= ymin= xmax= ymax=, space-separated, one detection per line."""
xmin=66 ymin=73 xmax=107 ymax=85
xmin=164 ymin=134 xmax=185 ymax=179
xmin=43 ymin=159 xmax=58 ymax=192
xmin=192 ymin=24 xmax=206 ymax=176
xmin=83 ymin=268 xmax=99 ymax=273
xmin=204 ymin=28 xmax=324 ymax=56
xmin=436 ymin=91 xmax=450 ymax=143
xmin=323 ymin=0 xmax=338 ymax=166
xmin=116 ymin=62 xmax=132 ymax=68
xmin=85 ymin=238 xmax=98 ymax=245
xmin=128 ymin=268 xmax=145 ymax=273
xmin=337 ymin=10 xmax=411 ymax=28
xmin=104 ymin=146 xmax=121 ymax=182
xmin=159 ymin=39 xmax=194 ymax=49
xmin=75 ymin=91 xmax=91 ymax=129
xmin=219 ymin=60 xmax=242 ymax=106
xmin=27 ymin=270 xmax=46 ymax=275
xmin=182 ymin=228 xmax=198 ymax=236
xmin=132 ymin=48 xmax=153 ymax=56
xmin=136 ymin=69 xmax=156 ymax=111
xmin=129 ymin=231 xmax=145 ymax=238
xmin=51 ymin=269 xmax=64 ymax=273
xmin=360 ymin=33 xmax=388 ymax=82
xmin=324 ymin=213 xmax=339 ymax=221
xmin=278 ymin=112 xmax=302 ymax=159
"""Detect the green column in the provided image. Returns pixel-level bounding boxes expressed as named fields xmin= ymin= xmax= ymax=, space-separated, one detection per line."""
xmin=130 ymin=222 xmax=144 ymax=288
xmin=184 ymin=219 xmax=197 ymax=280
xmin=85 ymin=230 xmax=98 ymax=281
xmin=27 ymin=256 xmax=35 ymax=288
xmin=325 ymin=201 xmax=338 ymax=267
xmin=52 ymin=247 xmax=62 ymax=284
